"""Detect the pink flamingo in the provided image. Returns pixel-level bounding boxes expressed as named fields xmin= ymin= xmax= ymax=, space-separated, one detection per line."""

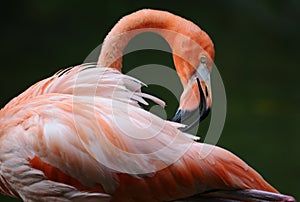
xmin=0 ymin=9 xmax=295 ymax=202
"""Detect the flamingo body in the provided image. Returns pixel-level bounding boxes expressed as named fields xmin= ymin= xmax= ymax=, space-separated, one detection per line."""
xmin=0 ymin=65 xmax=279 ymax=201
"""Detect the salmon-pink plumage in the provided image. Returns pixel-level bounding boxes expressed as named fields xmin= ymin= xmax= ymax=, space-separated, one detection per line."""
xmin=0 ymin=9 xmax=295 ymax=202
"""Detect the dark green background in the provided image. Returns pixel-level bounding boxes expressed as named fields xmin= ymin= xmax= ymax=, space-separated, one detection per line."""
xmin=1 ymin=1 xmax=299 ymax=201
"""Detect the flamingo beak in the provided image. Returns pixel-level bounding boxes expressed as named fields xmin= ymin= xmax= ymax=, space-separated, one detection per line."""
xmin=172 ymin=55 xmax=212 ymax=131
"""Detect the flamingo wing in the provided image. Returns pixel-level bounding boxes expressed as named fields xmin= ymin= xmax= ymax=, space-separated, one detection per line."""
xmin=0 ymin=94 xmax=113 ymax=201
xmin=0 ymin=64 xmax=194 ymax=201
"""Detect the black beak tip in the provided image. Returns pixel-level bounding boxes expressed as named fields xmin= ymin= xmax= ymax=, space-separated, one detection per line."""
xmin=172 ymin=78 xmax=211 ymax=131
xmin=172 ymin=109 xmax=182 ymax=123
xmin=199 ymin=106 xmax=211 ymax=122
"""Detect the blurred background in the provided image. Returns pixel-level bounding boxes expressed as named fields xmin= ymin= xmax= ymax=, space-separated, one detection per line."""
xmin=0 ymin=0 xmax=299 ymax=201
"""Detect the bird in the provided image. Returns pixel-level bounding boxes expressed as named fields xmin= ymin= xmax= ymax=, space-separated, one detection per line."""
xmin=0 ymin=9 xmax=296 ymax=202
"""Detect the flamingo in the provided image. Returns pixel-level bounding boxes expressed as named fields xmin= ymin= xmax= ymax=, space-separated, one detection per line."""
xmin=0 ymin=9 xmax=296 ymax=202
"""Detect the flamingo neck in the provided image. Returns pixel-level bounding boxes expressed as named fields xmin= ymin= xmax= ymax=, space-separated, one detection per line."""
xmin=98 ymin=9 xmax=214 ymax=86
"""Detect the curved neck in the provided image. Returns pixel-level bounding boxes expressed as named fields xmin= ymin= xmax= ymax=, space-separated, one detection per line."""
xmin=98 ymin=9 xmax=214 ymax=86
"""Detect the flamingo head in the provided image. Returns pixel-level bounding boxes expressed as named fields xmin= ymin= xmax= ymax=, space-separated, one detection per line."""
xmin=172 ymin=53 xmax=212 ymax=130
